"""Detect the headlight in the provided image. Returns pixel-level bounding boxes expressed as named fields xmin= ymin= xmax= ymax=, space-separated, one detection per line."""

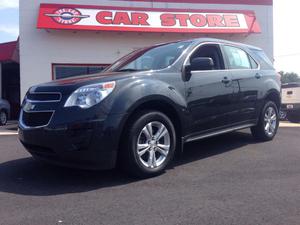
xmin=64 ymin=81 xmax=116 ymax=109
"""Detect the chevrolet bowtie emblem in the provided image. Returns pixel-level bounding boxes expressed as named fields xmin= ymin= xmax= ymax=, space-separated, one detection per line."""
xmin=45 ymin=8 xmax=90 ymax=25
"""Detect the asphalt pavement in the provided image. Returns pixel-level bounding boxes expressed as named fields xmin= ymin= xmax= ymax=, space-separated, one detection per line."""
xmin=0 ymin=126 xmax=299 ymax=225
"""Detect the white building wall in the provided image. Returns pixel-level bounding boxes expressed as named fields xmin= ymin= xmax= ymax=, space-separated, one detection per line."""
xmin=19 ymin=0 xmax=273 ymax=99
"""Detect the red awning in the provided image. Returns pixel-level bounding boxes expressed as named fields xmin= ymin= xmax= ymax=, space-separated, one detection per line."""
xmin=0 ymin=41 xmax=18 ymax=63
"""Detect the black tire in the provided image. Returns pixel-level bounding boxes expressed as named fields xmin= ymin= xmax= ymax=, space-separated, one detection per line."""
xmin=251 ymin=101 xmax=279 ymax=141
xmin=287 ymin=113 xmax=300 ymax=123
xmin=0 ymin=110 xmax=7 ymax=126
xmin=119 ymin=110 xmax=176 ymax=178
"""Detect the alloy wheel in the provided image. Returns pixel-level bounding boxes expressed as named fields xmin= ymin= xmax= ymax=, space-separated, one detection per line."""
xmin=136 ymin=121 xmax=170 ymax=169
xmin=264 ymin=106 xmax=277 ymax=136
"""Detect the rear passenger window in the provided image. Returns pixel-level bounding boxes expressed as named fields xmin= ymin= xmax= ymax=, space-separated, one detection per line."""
xmin=223 ymin=46 xmax=251 ymax=70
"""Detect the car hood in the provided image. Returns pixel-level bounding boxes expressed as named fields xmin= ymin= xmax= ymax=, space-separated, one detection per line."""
xmin=29 ymin=71 xmax=147 ymax=94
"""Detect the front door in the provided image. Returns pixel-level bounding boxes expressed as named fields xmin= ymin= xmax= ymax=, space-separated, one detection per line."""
xmin=184 ymin=44 xmax=235 ymax=135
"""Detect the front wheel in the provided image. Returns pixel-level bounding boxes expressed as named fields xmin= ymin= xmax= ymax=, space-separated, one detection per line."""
xmin=251 ymin=101 xmax=279 ymax=141
xmin=119 ymin=111 xmax=176 ymax=178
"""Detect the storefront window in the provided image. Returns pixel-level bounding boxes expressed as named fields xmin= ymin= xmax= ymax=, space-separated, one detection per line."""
xmin=52 ymin=64 xmax=109 ymax=80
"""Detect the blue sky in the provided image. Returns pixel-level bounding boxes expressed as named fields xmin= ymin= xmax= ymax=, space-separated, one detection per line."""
xmin=0 ymin=0 xmax=19 ymax=42
xmin=0 ymin=0 xmax=299 ymax=74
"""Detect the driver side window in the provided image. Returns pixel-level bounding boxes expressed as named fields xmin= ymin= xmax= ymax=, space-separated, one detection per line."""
xmin=190 ymin=44 xmax=225 ymax=70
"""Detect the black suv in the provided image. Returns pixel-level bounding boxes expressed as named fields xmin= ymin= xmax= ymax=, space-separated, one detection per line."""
xmin=19 ymin=38 xmax=281 ymax=177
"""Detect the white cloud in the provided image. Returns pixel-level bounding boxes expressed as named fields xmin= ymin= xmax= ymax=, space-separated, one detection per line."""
xmin=0 ymin=0 xmax=19 ymax=9
xmin=0 ymin=25 xmax=19 ymax=36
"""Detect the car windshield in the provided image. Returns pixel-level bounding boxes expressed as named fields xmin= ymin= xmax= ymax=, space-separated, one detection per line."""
xmin=105 ymin=41 xmax=192 ymax=72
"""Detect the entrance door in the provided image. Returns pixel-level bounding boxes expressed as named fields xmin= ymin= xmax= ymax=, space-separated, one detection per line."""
xmin=1 ymin=62 xmax=20 ymax=119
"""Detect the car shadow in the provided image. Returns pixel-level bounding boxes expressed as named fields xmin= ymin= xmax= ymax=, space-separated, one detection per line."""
xmin=0 ymin=130 xmax=254 ymax=196
xmin=172 ymin=130 xmax=254 ymax=167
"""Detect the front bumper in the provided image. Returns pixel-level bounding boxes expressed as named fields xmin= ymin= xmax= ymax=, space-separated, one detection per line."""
xmin=19 ymin=113 xmax=125 ymax=170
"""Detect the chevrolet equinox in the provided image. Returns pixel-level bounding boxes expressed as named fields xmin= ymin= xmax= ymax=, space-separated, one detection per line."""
xmin=19 ymin=38 xmax=281 ymax=177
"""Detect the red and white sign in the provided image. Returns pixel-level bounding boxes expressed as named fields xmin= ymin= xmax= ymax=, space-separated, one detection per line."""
xmin=37 ymin=4 xmax=261 ymax=34
xmin=121 ymin=0 xmax=272 ymax=5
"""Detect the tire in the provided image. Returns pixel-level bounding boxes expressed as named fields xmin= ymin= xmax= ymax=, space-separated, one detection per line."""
xmin=251 ymin=101 xmax=279 ymax=141
xmin=0 ymin=110 xmax=7 ymax=126
xmin=119 ymin=110 xmax=176 ymax=178
xmin=287 ymin=113 xmax=300 ymax=123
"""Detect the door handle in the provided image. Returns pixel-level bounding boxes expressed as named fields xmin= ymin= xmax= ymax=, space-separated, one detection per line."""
xmin=255 ymin=73 xmax=262 ymax=79
xmin=222 ymin=77 xmax=231 ymax=84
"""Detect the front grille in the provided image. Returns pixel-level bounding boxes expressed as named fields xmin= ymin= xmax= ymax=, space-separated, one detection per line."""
xmin=27 ymin=92 xmax=61 ymax=102
xmin=22 ymin=111 xmax=53 ymax=127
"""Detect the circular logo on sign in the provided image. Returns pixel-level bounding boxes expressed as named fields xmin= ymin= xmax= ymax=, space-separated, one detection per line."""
xmin=46 ymin=8 xmax=90 ymax=25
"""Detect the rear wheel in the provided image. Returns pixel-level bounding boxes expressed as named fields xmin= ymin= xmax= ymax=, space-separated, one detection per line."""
xmin=251 ymin=101 xmax=279 ymax=141
xmin=0 ymin=110 xmax=7 ymax=126
xmin=119 ymin=110 xmax=176 ymax=178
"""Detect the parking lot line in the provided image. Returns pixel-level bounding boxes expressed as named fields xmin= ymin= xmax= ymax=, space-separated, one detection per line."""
xmin=279 ymin=122 xmax=300 ymax=128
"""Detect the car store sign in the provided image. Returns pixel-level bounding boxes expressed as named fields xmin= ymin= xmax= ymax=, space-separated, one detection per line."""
xmin=37 ymin=4 xmax=261 ymax=33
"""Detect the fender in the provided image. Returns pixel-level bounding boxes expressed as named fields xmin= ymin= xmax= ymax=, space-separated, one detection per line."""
xmin=263 ymin=88 xmax=281 ymax=100
xmin=256 ymin=73 xmax=281 ymax=116
xmin=110 ymin=77 xmax=187 ymax=114
xmin=108 ymin=76 xmax=188 ymax=134
xmin=260 ymin=73 xmax=281 ymax=101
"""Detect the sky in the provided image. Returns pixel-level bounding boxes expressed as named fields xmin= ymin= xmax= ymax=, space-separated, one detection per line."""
xmin=0 ymin=0 xmax=299 ymax=75
xmin=0 ymin=0 xmax=18 ymax=42
xmin=273 ymin=1 xmax=300 ymax=74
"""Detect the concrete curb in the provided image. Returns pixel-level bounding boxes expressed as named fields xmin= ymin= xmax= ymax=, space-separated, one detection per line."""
xmin=0 ymin=131 xmax=18 ymax=136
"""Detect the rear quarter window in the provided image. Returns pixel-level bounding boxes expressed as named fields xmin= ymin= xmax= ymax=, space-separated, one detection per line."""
xmin=251 ymin=49 xmax=274 ymax=68
xmin=249 ymin=56 xmax=259 ymax=69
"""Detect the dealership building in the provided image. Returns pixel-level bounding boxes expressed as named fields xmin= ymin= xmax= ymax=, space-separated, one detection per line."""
xmin=1 ymin=0 xmax=273 ymax=118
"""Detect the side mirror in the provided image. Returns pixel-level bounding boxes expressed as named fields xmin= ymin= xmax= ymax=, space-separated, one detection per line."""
xmin=190 ymin=57 xmax=214 ymax=71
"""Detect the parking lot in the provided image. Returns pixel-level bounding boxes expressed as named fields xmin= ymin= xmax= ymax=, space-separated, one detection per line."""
xmin=0 ymin=123 xmax=300 ymax=225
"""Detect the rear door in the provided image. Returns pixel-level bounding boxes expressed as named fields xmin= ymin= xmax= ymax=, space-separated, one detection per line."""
xmin=222 ymin=45 xmax=260 ymax=124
